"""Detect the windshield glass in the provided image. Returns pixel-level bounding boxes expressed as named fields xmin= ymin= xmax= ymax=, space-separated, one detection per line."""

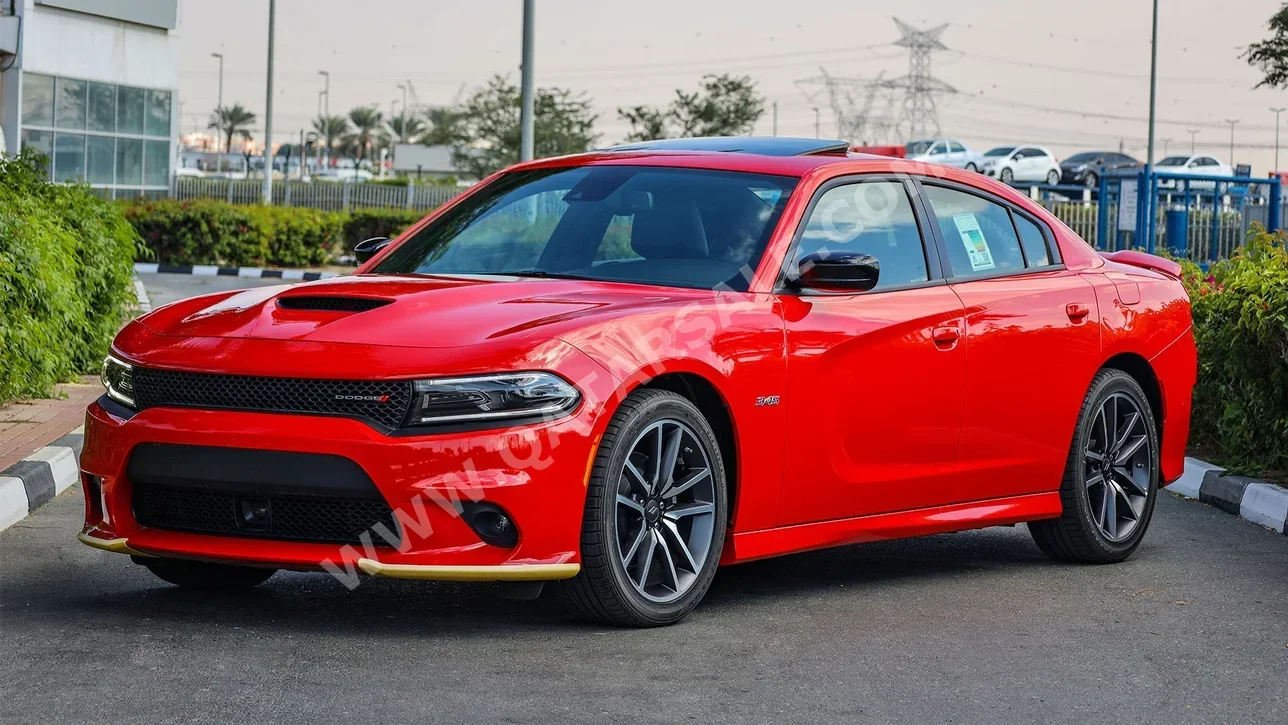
xmin=373 ymin=166 xmax=798 ymax=291
xmin=1157 ymin=156 xmax=1187 ymax=167
xmin=905 ymin=140 xmax=935 ymax=155
xmin=1065 ymin=152 xmax=1100 ymax=163
xmin=984 ymin=147 xmax=1014 ymax=157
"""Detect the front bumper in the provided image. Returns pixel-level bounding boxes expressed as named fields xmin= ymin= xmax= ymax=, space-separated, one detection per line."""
xmin=78 ymin=376 xmax=607 ymax=580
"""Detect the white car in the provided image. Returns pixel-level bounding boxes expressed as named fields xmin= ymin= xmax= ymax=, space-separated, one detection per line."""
xmin=904 ymin=138 xmax=981 ymax=171
xmin=1155 ymin=154 xmax=1233 ymax=189
xmin=978 ymin=146 xmax=1062 ymax=185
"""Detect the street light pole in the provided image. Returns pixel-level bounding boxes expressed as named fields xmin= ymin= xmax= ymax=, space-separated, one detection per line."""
xmin=1145 ymin=0 xmax=1159 ymax=170
xmin=211 ymin=52 xmax=224 ymax=111
xmin=1187 ymin=128 xmax=1199 ymax=154
xmin=519 ymin=0 xmax=535 ymax=162
xmin=1272 ymin=107 xmax=1286 ymax=172
xmin=261 ymin=0 xmax=276 ymax=205
xmin=397 ymin=83 xmax=408 ymax=142
xmin=1223 ymin=119 xmax=1240 ymax=165
xmin=318 ymin=70 xmax=330 ymax=167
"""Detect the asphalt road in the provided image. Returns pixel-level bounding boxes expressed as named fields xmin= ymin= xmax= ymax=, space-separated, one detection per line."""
xmin=2 ymin=273 xmax=1283 ymax=724
xmin=138 ymin=271 xmax=290 ymax=309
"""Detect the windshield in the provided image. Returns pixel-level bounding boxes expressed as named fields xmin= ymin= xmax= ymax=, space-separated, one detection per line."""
xmin=905 ymin=140 xmax=935 ymax=155
xmin=1157 ymin=156 xmax=1188 ymax=167
xmin=1065 ymin=152 xmax=1101 ymax=164
xmin=984 ymin=147 xmax=1015 ymax=157
xmin=373 ymin=166 xmax=798 ymax=291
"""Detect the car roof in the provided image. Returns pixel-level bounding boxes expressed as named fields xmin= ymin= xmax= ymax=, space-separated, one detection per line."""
xmin=601 ymin=136 xmax=851 ymax=157
xmin=512 ymin=137 xmax=889 ymax=177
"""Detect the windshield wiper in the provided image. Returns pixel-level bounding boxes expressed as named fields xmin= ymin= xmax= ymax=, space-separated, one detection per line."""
xmin=496 ymin=269 xmax=595 ymax=281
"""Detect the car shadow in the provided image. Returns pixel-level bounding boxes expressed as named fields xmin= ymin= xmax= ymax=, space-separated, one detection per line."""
xmin=40 ymin=527 xmax=1049 ymax=634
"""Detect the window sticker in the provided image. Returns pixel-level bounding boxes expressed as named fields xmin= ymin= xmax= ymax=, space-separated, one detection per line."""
xmin=952 ymin=212 xmax=996 ymax=272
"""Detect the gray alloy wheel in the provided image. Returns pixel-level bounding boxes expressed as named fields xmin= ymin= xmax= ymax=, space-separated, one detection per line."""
xmin=1029 ymin=369 xmax=1158 ymax=563
xmin=558 ymin=388 xmax=727 ymax=627
xmin=1084 ymin=171 xmax=1099 ymax=188
xmin=1000 ymin=167 xmax=1014 ymax=183
xmin=1046 ymin=169 xmax=1060 ymax=185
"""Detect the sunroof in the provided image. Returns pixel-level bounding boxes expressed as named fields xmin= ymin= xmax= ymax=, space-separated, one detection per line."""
xmin=603 ymin=137 xmax=851 ymax=157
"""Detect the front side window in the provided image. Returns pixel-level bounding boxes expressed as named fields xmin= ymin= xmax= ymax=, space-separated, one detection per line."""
xmin=789 ymin=181 xmax=928 ymax=290
xmin=375 ymin=166 xmax=798 ymax=291
xmin=984 ymin=147 xmax=1014 ymax=158
xmin=1157 ymin=156 xmax=1187 ymax=167
xmin=924 ymin=186 xmax=1026 ymax=276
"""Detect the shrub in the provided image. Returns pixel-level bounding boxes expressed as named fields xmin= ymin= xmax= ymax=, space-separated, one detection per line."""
xmin=0 ymin=152 xmax=141 ymax=402
xmin=123 ymin=200 xmax=342 ymax=267
xmin=1176 ymin=224 xmax=1288 ymax=478
xmin=340 ymin=208 xmax=426 ymax=251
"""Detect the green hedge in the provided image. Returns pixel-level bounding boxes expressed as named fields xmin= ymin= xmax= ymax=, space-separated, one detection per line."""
xmin=122 ymin=201 xmax=428 ymax=265
xmin=123 ymin=200 xmax=340 ymax=267
xmin=1178 ymin=225 xmax=1288 ymax=479
xmin=0 ymin=153 xmax=141 ymax=402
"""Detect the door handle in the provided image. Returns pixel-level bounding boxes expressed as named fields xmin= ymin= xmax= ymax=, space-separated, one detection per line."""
xmin=1066 ymin=303 xmax=1091 ymax=322
xmin=932 ymin=325 xmax=960 ymax=347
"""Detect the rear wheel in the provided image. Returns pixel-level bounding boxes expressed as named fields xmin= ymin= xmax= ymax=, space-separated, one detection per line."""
xmin=135 ymin=556 xmax=277 ymax=590
xmin=1000 ymin=167 xmax=1014 ymax=183
xmin=965 ymin=162 xmax=978 ymax=173
xmin=558 ymin=389 xmax=726 ymax=627
xmin=1029 ymin=370 xmax=1158 ymax=563
xmin=1045 ymin=169 xmax=1060 ymax=185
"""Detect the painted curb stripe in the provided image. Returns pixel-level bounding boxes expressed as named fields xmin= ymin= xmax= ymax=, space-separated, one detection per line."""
xmin=134 ymin=263 xmax=339 ymax=280
xmin=1239 ymin=483 xmax=1288 ymax=534
xmin=0 ymin=444 xmax=82 ymax=532
xmin=0 ymin=477 xmax=28 ymax=530
xmin=1198 ymin=471 xmax=1252 ymax=516
xmin=1165 ymin=457 xmax=1223 ymax=499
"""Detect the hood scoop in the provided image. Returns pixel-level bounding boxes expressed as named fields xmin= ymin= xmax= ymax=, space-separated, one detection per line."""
xmin=275 ymin=296 xmax=393 ymax=313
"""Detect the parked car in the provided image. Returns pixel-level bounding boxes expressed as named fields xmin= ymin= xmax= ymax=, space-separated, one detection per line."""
xmin=1060 ymin=151 xmax=1140 ymax=187
xmin=81 ymin=137 xmax=1196 ymax=628
xmin=978 ymin=146 xmax=1062 ymax=185
xmin=1155 ymin=154 xmax=1234 ymax=189
xmin=904 ymin=138 xmax=981 ymax=171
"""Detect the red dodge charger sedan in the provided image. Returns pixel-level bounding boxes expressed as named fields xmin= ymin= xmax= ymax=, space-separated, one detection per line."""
xmin=80 ymin=138 xmax=1196 ymax=627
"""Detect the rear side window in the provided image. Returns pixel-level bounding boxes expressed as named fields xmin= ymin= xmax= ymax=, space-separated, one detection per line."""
xmin=924 ymin=186 xmax=1026 ymax=276
xmin=1014 ymin=214 xmax=1052 ymax=267
xmin=791 ymin=181 xmax=928 ymax=290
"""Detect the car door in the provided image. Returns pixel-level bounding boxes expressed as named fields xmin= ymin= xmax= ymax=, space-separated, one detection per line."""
xmin=776 ymin=176 xmax=966 ymax=525
xmin=918 ymin=180 xmax=1101 ymax=503
xmin=945 ymin=141 xmax=967 ymax=167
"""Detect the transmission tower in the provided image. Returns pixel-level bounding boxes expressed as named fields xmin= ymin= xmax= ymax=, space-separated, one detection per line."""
xmin=795 ymin=69 xmax=892 ymax=145
xmin=884 ymin=17 xmax=955 ymax=141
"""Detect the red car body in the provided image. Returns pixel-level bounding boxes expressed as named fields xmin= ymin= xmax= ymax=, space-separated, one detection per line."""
xmin=79 ymin=143 xmax=1195 ymax=586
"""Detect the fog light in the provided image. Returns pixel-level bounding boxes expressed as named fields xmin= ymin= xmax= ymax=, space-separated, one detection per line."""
xmin=461 ymin=502 xmax=519 ymax=548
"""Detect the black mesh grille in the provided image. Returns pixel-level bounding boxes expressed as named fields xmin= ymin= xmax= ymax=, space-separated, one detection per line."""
xmin=276 ymin=296 xmax=392 ymax=312
xmin=133 ymin=483 xmax=399 ymax=546
xmin=132 ymin=367 xmax=413 ymax=430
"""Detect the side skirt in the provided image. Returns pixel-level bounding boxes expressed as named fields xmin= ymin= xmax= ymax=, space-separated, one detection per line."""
xmin=723 ymin=492 xmax=1062 ymax=564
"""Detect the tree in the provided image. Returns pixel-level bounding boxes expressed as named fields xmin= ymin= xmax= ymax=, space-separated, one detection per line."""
xmin=450 ymin=75 xmax=598 ymax=180
xmin=208 ymin=104 xmax=256 ymax=170
xmin=344 ymin=106 xmax=384 ymax=165
xmin=1245 ymin=4 xmax=1288 ymax=89
xmin=386 ymin=113 xmax=426 ymax=145
xmin=311 ymin=114 xmax=350 ymax=163
xmin=419 ymin=106 xmax=463 ymax=146
xmin=618 ymin=74 xmax=764 ymax=141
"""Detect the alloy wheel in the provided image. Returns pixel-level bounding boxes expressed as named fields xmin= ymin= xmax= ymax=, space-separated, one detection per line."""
xmin=1083 ymin=393 xmax=1153 ymax=542
xmin=614 ymin=419 xmax=717 ymax=603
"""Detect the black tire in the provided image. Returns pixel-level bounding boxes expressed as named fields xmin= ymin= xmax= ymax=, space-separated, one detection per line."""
xmin=1029 ymin=369 xmax=1159 ymax=563
xmin=1000 ymin=167 xmax=1014 ymax=183
xmin=557 ymin=388 xmax=728 ymax=627
xmin=965 ymin=162 xmax=978 ymax=173
xmin=1045 ymin=169 xmax=1060 ymax=185
xmin=135 ymin=556 xmax=277 ymax=590
xmin=1084 ymin=172 xmax=1099 ymax=188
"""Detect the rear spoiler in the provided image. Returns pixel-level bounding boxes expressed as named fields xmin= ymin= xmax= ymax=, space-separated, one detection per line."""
xmin=1100 ymin=250 xmax=1183 ymax=279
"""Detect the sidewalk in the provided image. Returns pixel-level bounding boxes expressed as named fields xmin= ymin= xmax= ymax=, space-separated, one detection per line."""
xmin=0 ymin=376 xmax=101 ymax=472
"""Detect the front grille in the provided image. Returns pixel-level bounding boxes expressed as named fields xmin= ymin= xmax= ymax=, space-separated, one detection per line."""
xmin=133 ymin=482 xmax=399 ymax=546
xmin=132 ymin=367 xmax=413 ymax=430
xmin=276 ymin=296 xmax=392 ymax=312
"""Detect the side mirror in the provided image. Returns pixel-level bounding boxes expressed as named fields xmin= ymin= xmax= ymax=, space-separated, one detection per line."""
xmin=793 ymin=251 xmax=880 ymax=292
xmin=354 ymin=237 xmax=392 ymax=264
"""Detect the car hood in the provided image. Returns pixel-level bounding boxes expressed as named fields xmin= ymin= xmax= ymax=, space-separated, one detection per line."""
xmin=136 ymin=274 xmax=708 ymax=350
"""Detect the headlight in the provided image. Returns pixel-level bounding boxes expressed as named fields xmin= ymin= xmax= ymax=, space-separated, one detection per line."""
xmin=101 ymin=354 xmax=136 ymax=408
xmin=406 ymin=372 xmax=580 ymax=427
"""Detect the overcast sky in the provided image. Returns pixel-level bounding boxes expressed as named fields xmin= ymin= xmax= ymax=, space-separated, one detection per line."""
xmin=179 ymin=0 xmax=1288 ymax=172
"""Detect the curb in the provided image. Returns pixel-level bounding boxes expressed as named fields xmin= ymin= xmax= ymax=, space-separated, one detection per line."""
xmin=0 ymin=428 xmax=84 ymax=533
xmin=1165 ymin=457 xmax=1288 ymax=535
xmin=134 ymin=262 xmax=339 ymax=281
xmin=133 ymin=273 xmax=153 ymax=314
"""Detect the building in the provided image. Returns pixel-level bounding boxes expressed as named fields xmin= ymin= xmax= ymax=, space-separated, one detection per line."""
xmin=0 ymin=0 xmax=180 ymax=198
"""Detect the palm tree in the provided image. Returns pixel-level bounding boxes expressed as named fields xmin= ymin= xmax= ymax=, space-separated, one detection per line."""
xmin=344 ymin=106 xmax=383 ymax=166
xmin=208 ymin=104 xmax=256 ymax=171
xmin=419 ymin=106 xmax=462 ymax=146
xmin=311 ymin=114 xmax=351 ymax=165
xmin=385 ymin=113 xmax=426 ymax=145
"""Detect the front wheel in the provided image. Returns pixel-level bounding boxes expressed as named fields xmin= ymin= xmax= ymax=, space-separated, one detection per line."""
xmin=1029 ymin=369 xmax=1159 ymax=563
xmin=1000 ymin=167 xmax=1014 ymax=183
xmin=135 ymin=556 xmax=277 ymax=590
xmin=965 ymin=162 xmax=978 ymax=173
xmin=558 ymin=389 xmax=727 ymax=627
xmin=1045 ymin=169 xmax=1060 ymax=185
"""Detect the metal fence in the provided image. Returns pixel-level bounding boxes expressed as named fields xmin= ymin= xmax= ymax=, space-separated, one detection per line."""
xmin=173 ymin=177 xmax=466 ymax=212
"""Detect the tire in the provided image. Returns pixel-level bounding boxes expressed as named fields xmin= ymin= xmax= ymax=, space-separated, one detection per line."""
xmin=1029 ymin=369 xmax=1159 ymax=564
xmin=965 ymin=162 xmax=978 ymax=173
xmin=1045 ymin=169 xmax=1060 ymax=185
xmin=1084 ymin=172 xmax=1099 ymax=188
xmin=557 ymin=388 xmax=727 ymax=627
xmin=135 ymin=556 xmax=277 ymax=590
xmin=1000 ymin=167 xmax=1014 ymax=183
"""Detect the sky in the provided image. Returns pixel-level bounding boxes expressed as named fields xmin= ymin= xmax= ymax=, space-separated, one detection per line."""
xmin=178 ymin=0 xmax=1288 ymax=173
